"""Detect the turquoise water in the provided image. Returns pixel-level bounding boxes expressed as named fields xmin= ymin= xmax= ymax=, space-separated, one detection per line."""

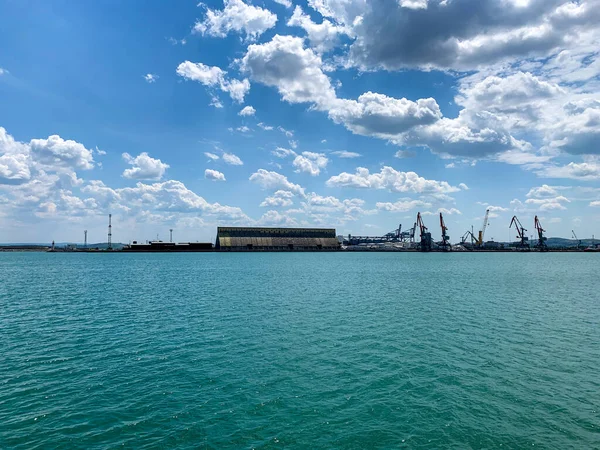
xmin=1 ymin=252 xmax=599 ymax=449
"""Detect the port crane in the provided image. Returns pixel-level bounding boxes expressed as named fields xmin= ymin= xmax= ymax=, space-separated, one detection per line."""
xmin=439 ymin=212 xmax=450 ymax=251
xmin=572 ymin=230 xmax=581 ymax=249
xmin=416 ymin=212 xmax=432 ymax=252
xmin=461 ymin=229 xmax=478 ymax=247
xmin=509 ymin=215 xmax=529 ymax=248
xmin=478 ymin=209 xmax=490 ymax=246
xmin=534 ymin=216 xmax=548 ymax=251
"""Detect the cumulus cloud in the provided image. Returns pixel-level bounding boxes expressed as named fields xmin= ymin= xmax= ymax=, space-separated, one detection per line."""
xmin=205 ymin=169 xmax=226 ymax=181
xmin=537 ymin=161 xmax=600 ymax=180
xmin=122 ymin=152 xmax=169 ymax=180
xmin=30 ymin=135 xmax=95 ymax=170
xmin=590 ymin=200 xmax=600 ymax=207
xmin=527 ymin=184 xmax=560 ymax=198
xmin=249 ymin=169 xmax=305 ymax=196
xmin=176 ymin=61 xmax=250 ymax=103
xmin=438 ymin=207 xmax=462 ymax=215
xmin=328 ymin=94 xmax=442 ymax=139
xmin=273 ymin=0 xmax=292 ymax=7
xmin=0 ymin=127 xmax=32 ymax=184
xmin=239 ymin=105 xmax=256 ymax=116
xmin=241 ymin=34 xmax=445 ymax=142
xmin=257 ymin=209 xmax=298 ymax=226
xmin=222 ymin=152 xmax=243 ymax=165
xmin=309 ymin=0 xmax=600 ymax=71
xmin=287 ymin=5 xmax=349 ymax=53
xmin=293 ymin=151 xmax=328 ymax=176
xmin=326 ymin=166 xmax=461 ymax=194
xmin=260 ymin=190 xmax=294 ymax=207
xmin=194 ymin=0 xmax=277 ymax=41
xmin=525 ymin=195 xmax=571 ymax=211
xmin=271 ymin=147 xmax=296 ymax=158
xmin=241 ymin=35 xmax=337 ymax=106
xmin=205 ymin=152 xmax=220 ymax=161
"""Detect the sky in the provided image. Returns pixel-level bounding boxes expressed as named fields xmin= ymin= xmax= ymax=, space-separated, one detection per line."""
xmin=1 ymin=0 xmax=599 ymax=244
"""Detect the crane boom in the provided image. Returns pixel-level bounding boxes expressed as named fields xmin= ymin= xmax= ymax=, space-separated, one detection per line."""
xmin=416 ymin=212 xmax=432 ymax=252
xmin=509 ymin=215 xmax=529 ymax=248
xmin=534 ymin=216 xmax=547 ymax=251
xmin=572 ymin=230 xmax=581 ymax=249
xmin=478 ymin=209 xmax=490 ymax=246
xmin=439 ymin=212 xmax=450 ymax=251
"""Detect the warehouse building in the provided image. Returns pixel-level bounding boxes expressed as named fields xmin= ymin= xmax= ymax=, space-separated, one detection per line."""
xmin=216 ymin=227 xmax=340 ymax=251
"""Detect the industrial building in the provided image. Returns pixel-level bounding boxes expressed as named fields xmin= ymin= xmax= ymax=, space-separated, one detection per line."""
xmin=215 ymin=227 xmax=340 ymax=251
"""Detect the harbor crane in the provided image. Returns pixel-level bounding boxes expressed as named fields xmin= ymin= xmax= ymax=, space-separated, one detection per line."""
xmin=461 ymin=229 xmax=478 ymax=247
xmin=416 ymin=212 xmax=432 ymax=252
xmin=509 ymin=215 xmax=529 ymax=248
xmin=572 ymin=230 xmax=581 ymax=249
xmin=409 ymin=222 xmax=417 ymax=243
xmin=478 ymin=209 xmax=490 ymax=246
xmin=439 ymin=212 xmax=451 ymax=251
xmin=534 ymin=216 xmax=548 ymax=251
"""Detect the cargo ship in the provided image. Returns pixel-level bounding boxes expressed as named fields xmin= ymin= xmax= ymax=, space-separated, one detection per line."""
xmin=122 ymin=241 xmax=213 ymax=252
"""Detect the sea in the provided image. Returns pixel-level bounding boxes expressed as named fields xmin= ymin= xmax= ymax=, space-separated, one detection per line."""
xmin=1 ymin=252 xmax=598 ymax=449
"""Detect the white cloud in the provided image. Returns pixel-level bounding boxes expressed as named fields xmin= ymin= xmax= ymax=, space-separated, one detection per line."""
xmin=525 ymin=195 xmax=571 ymax=211
xmin=590 ymin=201 xmax=600 ymax=207
xmin=249 ymin=169 xmax=305 ymax=196
xmin=458 ymin=183 xmax=469 ymax=190
xmin=326 ymin=166 xmax=461 ymax=194
xmin=287 ymin=6 xmax=349 ymax=53
xmin=176 ymin=61 xmax=250 ymax=103
xmin=376 ymin=199 xmax=431 ymax=212
xmin=242 ymin=34 xmax=445 ymax=143
xmin=194 ymin=0 xmax=277 ymax=41
xmin=260 ymin=190 xmax=294 ymax=207
xmin=258 ymin=122 xmax=274 ymax=131
xmin=205 ymin=169 xmax=226 ymax=181
xmin=438 ymin=207 xmax=462 ymax=215
xmin=239 ymin=105 xmax=256 ymax=116
xmin=241 ymin=35 xmax=337 ymax=106
xmin=222 ymin=152 xmax=243 ymax=165
xmin=527 ymin=184 xmax=559 ymax=198
xmin=400 ymin=0 xmax=428 ymax=9
xmin=257 ymin=209 xmax=298 ymax=226
xmin=144 ymin=73 xmax=158 ymax=83
xmin=29 ymin=134 xmax=95 ymax=171
xmin=236 ymin=126 xmax=251 ymax=133
xmin=293 ymin=151 xmax=329 ymax=176
xmin=122 ymin=152 xmax=169 ymax=180
xmin=0 ymin=68 xmax=8 ymax=76
xmin=328 ymin=93 xmax=442 ymax=139
xmin=312 ymin=0 xmax=600 ymax=72
xmin=537 ymin=161 xmax=600 ymax=180
xmin=395 ymin=150 xmax=416 ymax=158
xmin=487 ymin=205 xmax=509 ymax=212
xmin=273 ymin=0 xmax=292 ymax=8
xmin=204 ymin=152 xmax=220 ymax=161
xmin=271 ymin=147 xmax=296 ymax=158
xmin=278 ymin=126 xmax=294 ymax=137
xmin=0 ymin=127 xmax=32 ymax=184
xmin=332 ymin=150 xmax=361 ymax=158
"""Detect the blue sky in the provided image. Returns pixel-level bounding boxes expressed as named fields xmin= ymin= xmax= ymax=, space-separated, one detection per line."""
xmin=1 ymin=0 xmax=599 ymax=244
